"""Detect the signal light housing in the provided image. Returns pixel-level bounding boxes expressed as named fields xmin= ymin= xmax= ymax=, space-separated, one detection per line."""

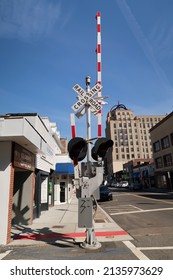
xmin=68 ymin=137 xmax=87 ymax=162
xmin=91 ymin=137 xmax=113 ymax=161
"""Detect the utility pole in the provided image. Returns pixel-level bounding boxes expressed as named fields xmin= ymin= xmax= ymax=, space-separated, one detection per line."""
xmin=80 ymin=76 xmax=101 ymax=249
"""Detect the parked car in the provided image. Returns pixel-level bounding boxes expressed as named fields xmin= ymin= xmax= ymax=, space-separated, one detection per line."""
xmin=99 ymin=185 xmax=113 ymax=201
xmin=119 ymin=181 xmax=129 ymax=188
xmin=129 ymin=183 xmax=143 ymax=191
xmin=111 ymin=182 xmax=120 ymax=187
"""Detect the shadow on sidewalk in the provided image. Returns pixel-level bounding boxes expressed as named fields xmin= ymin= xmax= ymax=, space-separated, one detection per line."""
xmin=11 ymin=224 xmax=78 ymax=248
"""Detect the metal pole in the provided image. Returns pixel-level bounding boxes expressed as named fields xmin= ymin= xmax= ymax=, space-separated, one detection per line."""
xmin=86 ymin=77 xmax=91 ymax=165
xmin=80 ymin=77 xmax=101 ymax=249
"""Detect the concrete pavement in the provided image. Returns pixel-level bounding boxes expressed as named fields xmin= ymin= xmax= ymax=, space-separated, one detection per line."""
xmin=10 ymin=194 xmax=132 ymax=247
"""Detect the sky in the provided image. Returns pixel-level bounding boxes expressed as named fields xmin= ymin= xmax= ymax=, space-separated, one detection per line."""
xmin=0 ymin=0 xmax=173 ymax=141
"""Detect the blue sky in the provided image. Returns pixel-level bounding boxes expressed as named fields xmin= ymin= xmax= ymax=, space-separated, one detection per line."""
xmin=0 ymin=0 xmax=173 ymax=140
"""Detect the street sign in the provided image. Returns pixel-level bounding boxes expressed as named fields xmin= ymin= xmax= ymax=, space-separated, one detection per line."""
xmin=78 ymin=197 xmax=93 ymax=228
xmin=72 ymin=83 xmax=102 ymax=115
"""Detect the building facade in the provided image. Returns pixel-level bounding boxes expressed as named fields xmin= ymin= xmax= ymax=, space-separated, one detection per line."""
xmin=105 ymin=103 xmax=166 ymax=175
xmin=150 ymin=111 xmax=173 ymax=189
xmin=0 ymin=113 xmax=74 ymax=245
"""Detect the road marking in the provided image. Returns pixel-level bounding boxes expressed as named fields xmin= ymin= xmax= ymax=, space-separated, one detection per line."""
xmin=123 ymin=241 xmax=149 ymax=260
xmin=131 ymin=193 xmax=173 ymax=205
xmin=112 ymin=193 xmax=131 ymax=197
xmin=105 ymin=204 xmax=142 ymax=209
xmin=138 ymin=246 xmax=173 ymax=250
xmin=13 ymin=230 xmax=128 ymax=240
xmin=0 ymin=250 xmax=11 ymax=260
xmin=110 ymin=207 xmax=173 ymax=216
xmin=129 ymin=204 xmax=143 ymax=211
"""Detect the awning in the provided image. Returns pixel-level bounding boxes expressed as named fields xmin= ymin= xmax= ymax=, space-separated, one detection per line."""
xmin=56 ymin=163 xmax=74 ymax=174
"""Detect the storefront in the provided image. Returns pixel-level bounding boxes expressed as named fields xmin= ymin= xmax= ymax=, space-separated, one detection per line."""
xmin=55 ymin=163 xmax=74 ymax=204
xmin=12 ymin=143 xmax=35 ymax=226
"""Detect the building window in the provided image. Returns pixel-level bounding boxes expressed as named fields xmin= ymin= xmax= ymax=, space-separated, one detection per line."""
xmin=161 ymin=136 xmax=170 ymax=149
xmin=163 ymin=154 xmax=172 ymax=167
xmin=155 ymin=157 xmax=163 ymax=169
xmin=170 ymin=132 xmax=173 ymax=146
xmin=153 ymin=141 xmax=160 ymax=152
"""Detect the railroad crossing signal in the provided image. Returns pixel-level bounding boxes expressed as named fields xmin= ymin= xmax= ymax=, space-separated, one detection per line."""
xmin=72 ymin=83 xmax=102 ymax=116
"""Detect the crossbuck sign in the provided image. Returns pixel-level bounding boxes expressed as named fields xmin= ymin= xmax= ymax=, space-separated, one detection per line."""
xmin=72 ymin=83 xmax=102 ymax=115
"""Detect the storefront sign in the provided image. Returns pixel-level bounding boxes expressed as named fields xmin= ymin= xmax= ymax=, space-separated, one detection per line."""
xmin=13 ymin=143 xmax=35 ymax=171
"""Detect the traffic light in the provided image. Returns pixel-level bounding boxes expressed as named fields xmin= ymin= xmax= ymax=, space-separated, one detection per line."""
xmin=91 ymin=137 xmax=113 ymax=161
xmin=68 ymin=137 xmax=87 ymax=161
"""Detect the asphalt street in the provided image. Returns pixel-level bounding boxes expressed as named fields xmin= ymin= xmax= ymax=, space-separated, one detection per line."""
xmin=99 ymin=188 xmax=173 ymax=260
xmin=1 ymin=189 xmax=173 ymax=260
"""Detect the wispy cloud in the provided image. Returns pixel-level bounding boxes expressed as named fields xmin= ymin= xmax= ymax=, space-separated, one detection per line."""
xmin=149 ymin=19 xmax=173 ymax=61
xmin=0 ymin=0 xmax=64 ymax=41
xmin=116 ymin=0 xmax=173 ymax=96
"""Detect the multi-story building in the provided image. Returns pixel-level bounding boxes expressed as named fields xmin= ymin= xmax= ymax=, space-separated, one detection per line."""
xmin=150 ymin=111 xmax=173 ymax=189
xmin=0 ymin=113 xmax=74 ymax=245
xmin=105 ymin=103 xmax=166 ymax=175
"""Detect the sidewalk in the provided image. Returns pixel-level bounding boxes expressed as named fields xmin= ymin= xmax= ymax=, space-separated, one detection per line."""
xmin=10 ymin=195 xmax=132 ymax=246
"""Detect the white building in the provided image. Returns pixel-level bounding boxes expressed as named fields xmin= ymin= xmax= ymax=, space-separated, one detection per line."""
xmin=0 ymin=113 xmax=74 ymax=245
